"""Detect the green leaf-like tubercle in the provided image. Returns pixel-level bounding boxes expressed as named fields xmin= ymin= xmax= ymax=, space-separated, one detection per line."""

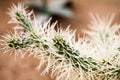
xmin=7 ymin=38 xmax=34 ymax=49
xmin=53 ymin=35 xmax=99 ymax=71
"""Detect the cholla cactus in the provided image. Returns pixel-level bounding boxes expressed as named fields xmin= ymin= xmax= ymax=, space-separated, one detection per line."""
xmin=1 ymin=3 xmax=120 ymax=80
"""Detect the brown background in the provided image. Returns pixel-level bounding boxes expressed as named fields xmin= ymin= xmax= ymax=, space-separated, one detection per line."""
xmin=0 ymin=0 xmax=120 ymax=80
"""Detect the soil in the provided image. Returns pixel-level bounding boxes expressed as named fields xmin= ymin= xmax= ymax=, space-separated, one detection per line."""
xmin=0 ymin=0 xmax=120 ymax=80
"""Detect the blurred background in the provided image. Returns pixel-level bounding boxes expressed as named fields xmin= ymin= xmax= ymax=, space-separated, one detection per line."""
xmin=0 ymin=0 xmax=120 ymax=80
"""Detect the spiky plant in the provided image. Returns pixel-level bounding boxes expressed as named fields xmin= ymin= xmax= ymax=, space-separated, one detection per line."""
xmin=0 ymin=3 xmax=120 ymax=80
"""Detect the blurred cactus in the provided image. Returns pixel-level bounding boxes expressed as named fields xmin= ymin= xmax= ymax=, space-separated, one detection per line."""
xmin=26 ymin=0 xmax=73 ymax=22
